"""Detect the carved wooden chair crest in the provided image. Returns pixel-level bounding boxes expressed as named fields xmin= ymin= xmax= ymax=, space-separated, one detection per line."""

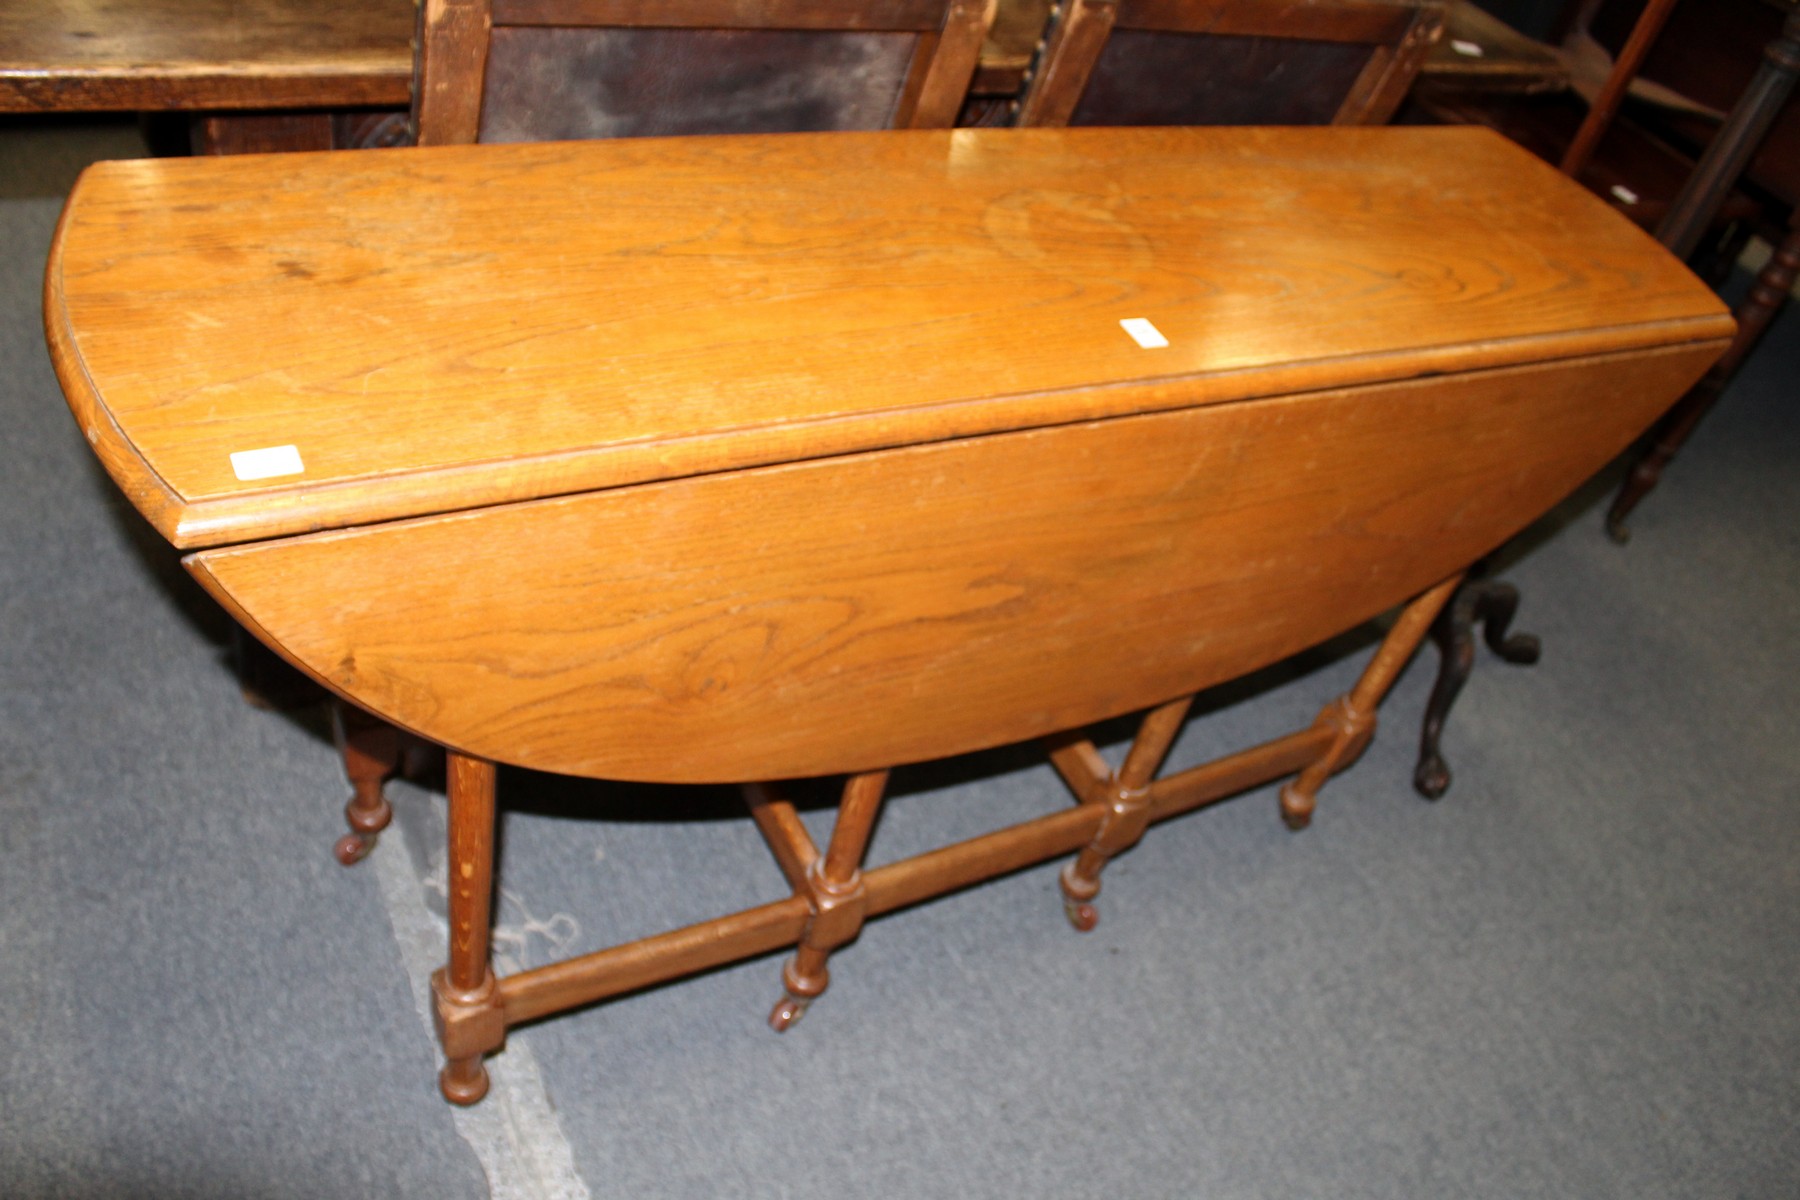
xmin=1016 ymin=0 xmax=1445 ymax=127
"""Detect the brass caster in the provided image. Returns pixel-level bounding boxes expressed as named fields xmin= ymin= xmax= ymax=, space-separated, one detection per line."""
xmin=334 ymin=831 xmax=377 ymax=865
xmin=768 ymin=994 xmax=810 ymax=1032
xmin=1063 ymin=896 xmax=1099 ymax=932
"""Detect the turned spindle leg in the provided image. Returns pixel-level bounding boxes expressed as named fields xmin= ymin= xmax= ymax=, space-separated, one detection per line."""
xmin=1607 ymin=222 xmax=1799 ymax=542
xmin=332 ymin=701 xmax=400 ymax=866
xmin=1057 ymin=695 xmax=1192 ymax=931
xmin=767 ymin=770 xmax=886 ymax=1032
xmin=1280 ymin=575 xmax=1462 ymax=830
xmin=1413 ymin=578 xmax=1540 ymax=800
xmin=432 ymin=752 xmax=506 ymax=1105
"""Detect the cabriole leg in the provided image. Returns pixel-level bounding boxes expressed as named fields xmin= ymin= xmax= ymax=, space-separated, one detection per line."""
xmin=768 ymin=770 xmax=887 ymax=1032
xmin=432 ymin=752 xmax=506 ymax=1104
xmin=1058 ymin=695 xmax=1192 ymax=931
xmin=1413 ymin=578 xmax=1540 ymax=800
xmin=1280 ymin=575 xmax=1462 ymax=830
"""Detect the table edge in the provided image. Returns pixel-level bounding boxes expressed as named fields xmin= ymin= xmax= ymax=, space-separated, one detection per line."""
xmin=50 ymin=224 xmax=1735 ymax=552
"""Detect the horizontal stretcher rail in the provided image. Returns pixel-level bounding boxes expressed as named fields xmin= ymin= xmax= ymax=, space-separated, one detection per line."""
xmin=496 ymin=722 xmax=1336 ymax=1026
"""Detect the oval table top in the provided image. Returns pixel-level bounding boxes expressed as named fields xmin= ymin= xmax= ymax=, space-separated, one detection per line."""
xmin=47 ymin=125 xmax=1732 ymax=549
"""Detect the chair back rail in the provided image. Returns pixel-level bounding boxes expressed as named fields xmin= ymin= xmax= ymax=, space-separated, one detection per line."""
xmin=1016 ymin=0 xmax=1444 ymax=127
xmin=415 ymin=0 xmax=994 ymax=144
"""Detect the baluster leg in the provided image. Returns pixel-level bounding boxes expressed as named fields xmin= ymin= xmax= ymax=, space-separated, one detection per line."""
xmin=1057 ymin=694 xmax=1193 ymax=931
xmin=431 ymin=752 xmax=506 ymax=1105
xmin=1607 ymin=221 xmax=1800 ymax=542
xmin=332 ymin=700 xmax=400 ymax=865
xmin=768 ymin=770 xmax=888 ymax=1032
xmin=1280 ymin=575 xmax=1462 ymax=830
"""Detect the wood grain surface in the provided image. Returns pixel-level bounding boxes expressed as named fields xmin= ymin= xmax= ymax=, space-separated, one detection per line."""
xmin=0 ymin=0 xmax=414 ymax=112
xmin=188 ymin=342 xmax=1720 ymax=784
xmin=47 ymin=126 xmax=1732 ymax=549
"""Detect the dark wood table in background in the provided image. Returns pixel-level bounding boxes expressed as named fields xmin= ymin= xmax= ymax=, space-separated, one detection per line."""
xmin=0 ymin=0 xmax=414 ymax=151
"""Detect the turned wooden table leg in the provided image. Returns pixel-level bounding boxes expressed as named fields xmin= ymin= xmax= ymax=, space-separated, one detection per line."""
xmin=1413 ymin=577 xmax=1541 ymax=800
xmin=432 ymin=752 xmax=506 ymax=1105
xmin=1281 ymin=575 xmax=1462 ymax=830
xmin=331 ymin=701 xmax=400 ymax=866
xmin=1057 ymin=695 xmax=1192 ymax=931
xmin=1607 ymin=8 xmax=1800 ymax=540
xmin=1607 ymin=220 xmax=1800 ymax=542
xmin=767 ymin=770 xmax=887 ymax=1032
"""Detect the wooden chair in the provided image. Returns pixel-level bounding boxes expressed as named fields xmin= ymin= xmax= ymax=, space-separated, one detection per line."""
xmin=1015 ymin=0 xmax=1445 ymax=128
xmin=414 ymin=0 xmax=996 ymax=145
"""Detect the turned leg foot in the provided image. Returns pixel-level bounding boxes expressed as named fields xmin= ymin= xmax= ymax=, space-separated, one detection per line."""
xmin=1048 ymin=700 xmax=1186 ymax=931
xmin=768 ymin=952 xmax=828 ymax=1033
xmin=1278 ymin=779 xmax=1315 ymax=830
xmin=1058 ymin=859 xmax=1102 ymax=931
xmin=334 ymin=828 xmax=381 ymax=866
xmin=334 ymin=785 xmax=393 ymax=865
xmin=758 ymin=772 xmax=884 ymax=1035
xmin=439 ymin=1056 xmax=491 ymax=1106
xmin=768 ymin=994 xmax=811 ymax=1032
xmin=333 ymin=702 xmax=400 ymax=866
xmin=1062 ymin=897 xmax=1099 ymax=932
xmin=1282 ymin=578 xmax=1459 ymax=827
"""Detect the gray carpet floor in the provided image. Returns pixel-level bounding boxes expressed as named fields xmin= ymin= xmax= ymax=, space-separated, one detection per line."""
xmin=3 ymin=116 xmax=1796 ymax=1199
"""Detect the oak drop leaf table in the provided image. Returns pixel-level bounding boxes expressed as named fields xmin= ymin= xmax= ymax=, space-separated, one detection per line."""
xmin=45 ymin=127 xmax=1731 ymax=1104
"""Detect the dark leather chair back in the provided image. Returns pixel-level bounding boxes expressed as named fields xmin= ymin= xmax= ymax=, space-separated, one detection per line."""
xmin=1016 ymin=0 xmax=1443 ymax=127
xmin=416 ymin=0 xmax=995 ymax=144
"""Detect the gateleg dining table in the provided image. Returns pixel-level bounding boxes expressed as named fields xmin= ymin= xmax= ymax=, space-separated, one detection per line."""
xmin=45 ymin=126 xmax=1731 ymax=1103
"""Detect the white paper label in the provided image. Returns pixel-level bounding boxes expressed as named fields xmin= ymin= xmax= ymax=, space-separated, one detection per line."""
xmin=1451 ymin=39 xmax=1485 ymax=57
xmin=230 ymin=444 xmax=305 ymax=481
xmin=1120 ymin=317 xmax=1169 ymax=349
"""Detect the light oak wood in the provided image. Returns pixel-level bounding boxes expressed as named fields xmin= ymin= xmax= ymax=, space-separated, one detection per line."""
xmin=48 ymin=127 xmax=1729 ymax=551
xmin=184 ymin=342 xmax=1719 ymax=783
xmin=0 ymin=0 xmax=413 ymax=112
xmin=743 ymin=782 xmax=820 ymax=891
xmin=769 ymin=769 xmax=887 ymax=1029
xmin=44 ymin=125 xmax=1734 ymax=1106
xmin=487 ymin=587 xmax=1450 ymax=1030
xmin=1058 ymin=694 xmax=1192 ymax=930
